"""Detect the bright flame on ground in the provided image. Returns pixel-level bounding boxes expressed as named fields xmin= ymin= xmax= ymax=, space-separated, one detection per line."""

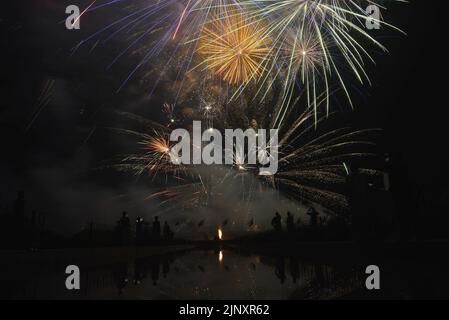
xmin=218 ymin=228 xmax=223 ymax=240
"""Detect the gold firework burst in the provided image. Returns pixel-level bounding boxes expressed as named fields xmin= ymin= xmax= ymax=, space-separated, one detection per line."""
xmin=197 ymin=13 xmax=271 ymax=85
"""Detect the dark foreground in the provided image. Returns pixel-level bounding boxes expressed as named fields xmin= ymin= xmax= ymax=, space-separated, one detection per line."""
xmin=1 ymin=241 xmax=449 ymax=300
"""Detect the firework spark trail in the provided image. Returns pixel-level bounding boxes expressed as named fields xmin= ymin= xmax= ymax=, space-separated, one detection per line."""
xmin=71 ymin=3 xmax=164 ymax=54
xmin=173 ymin=0 xmax=193 ymax=39
xmin=106 ymin=93 xmax=385 ymax=216
xmin=71 ymin=0 xmax=403 ymax=124
xmin=101 ymin=3 xmax=173 ymax=45
xmin=116 ymin=28 xmax=174 ymax=93
xmin=25 ymin=80 xmax=55 ymax=133
xmin=106 ymin=13 xmax=172 ymax=70
xmin=238 ymin=0 xmax=405 ymax=125
xmin=89 ymin=0 xmax=128 ymax=12
xmin=73 ymin=1 xmax=244 ymax=99
xmin=71 ymin=0 xmax=98 ymax=28
xmin=79 ymin=1 xmax=402 ymax=217
xmin=113 ymin=2 xmax=216 ymax=95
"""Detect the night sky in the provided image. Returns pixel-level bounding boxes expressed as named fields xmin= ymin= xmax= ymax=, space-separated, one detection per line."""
xmin=1 ymin=1 xmax=448 ymax=237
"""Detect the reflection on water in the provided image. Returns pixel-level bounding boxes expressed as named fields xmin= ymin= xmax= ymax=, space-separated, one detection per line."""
xmin=0 ymin=249 xmax=363 ymax=299
xmin=1 ymin=248 xmax=449 ymax=299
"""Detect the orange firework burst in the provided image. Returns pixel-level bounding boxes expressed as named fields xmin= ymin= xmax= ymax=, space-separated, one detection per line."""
xmin=147 ymin=135 xmax=170 ymax=155
xmin=143 ymin=134 xmax=173 ymax=173
xmin=197 ymin=13 xmax=271 ymax=85
xmin=139 ymin=131 xmax=190 ymax=178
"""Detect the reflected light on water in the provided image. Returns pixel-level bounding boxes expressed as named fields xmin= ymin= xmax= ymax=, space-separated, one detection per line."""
xmin=218 ymin=250 xmax=224 ymax=263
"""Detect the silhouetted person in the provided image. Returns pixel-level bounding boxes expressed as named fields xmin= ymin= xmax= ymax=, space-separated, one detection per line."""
xmin=271 ymin=212 xmax=282 ymax=233
xmin=249 ymin=262 xmax=256 ymax=272
xmin=143 ymin=221 xmax=150 ymax=242
xmin=118 ymin=211 xmax=131 ymax=245
xmin=306 ymin=207 xmax=319 ymax=228
xmin=163 ymin=221 xmax=172 ymax=241
xmin=88 ymin=222 xmax=94 ymax=245
xmin=319 ymin=216 xmax=327 ymax=227
xmin=286 ymin=212 xmax=295 ymax=234
xmin=152 ymin=216 xmax=161 ymax=242
xmin=38 ymin=212 xmax=46 ymax=229
xmin=135 ymin=216 xmax=144 ymax=245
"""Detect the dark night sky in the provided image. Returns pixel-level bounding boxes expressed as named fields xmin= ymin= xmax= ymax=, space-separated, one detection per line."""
xmin=1 ymin=1 xmax=448 ymax=235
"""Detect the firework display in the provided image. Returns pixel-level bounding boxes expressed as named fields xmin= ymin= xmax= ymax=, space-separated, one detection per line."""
xmin=73 ymin=1 xmax=403 ymax=115
xmin=6 ymin=0 xmax=449 ymax=304
xmin=6 ymin=0 xmax=449 ymax=303
xmin=68 ymin=0 xmax=403 ymax=220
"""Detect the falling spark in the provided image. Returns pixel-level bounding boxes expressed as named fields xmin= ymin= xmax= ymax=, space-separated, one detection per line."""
xmin=71 ymin=0 xmax=98 ymax=28
xmin=173 ymin=0 xmax=193 ymax=40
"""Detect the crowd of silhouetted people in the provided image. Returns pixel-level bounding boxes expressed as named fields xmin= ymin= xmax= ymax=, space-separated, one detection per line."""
xmin=0 ymin=190 xmax=179 ymax=250
xmin=115 ymin=212 xmax=175 ymax=246
xmin=266 ymin=155 xmax=427 ymax=243
xmin=4 ymin=152 xmax=449 ymax=252
xmin=270 ymin=207 xmax=328 ymax=240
